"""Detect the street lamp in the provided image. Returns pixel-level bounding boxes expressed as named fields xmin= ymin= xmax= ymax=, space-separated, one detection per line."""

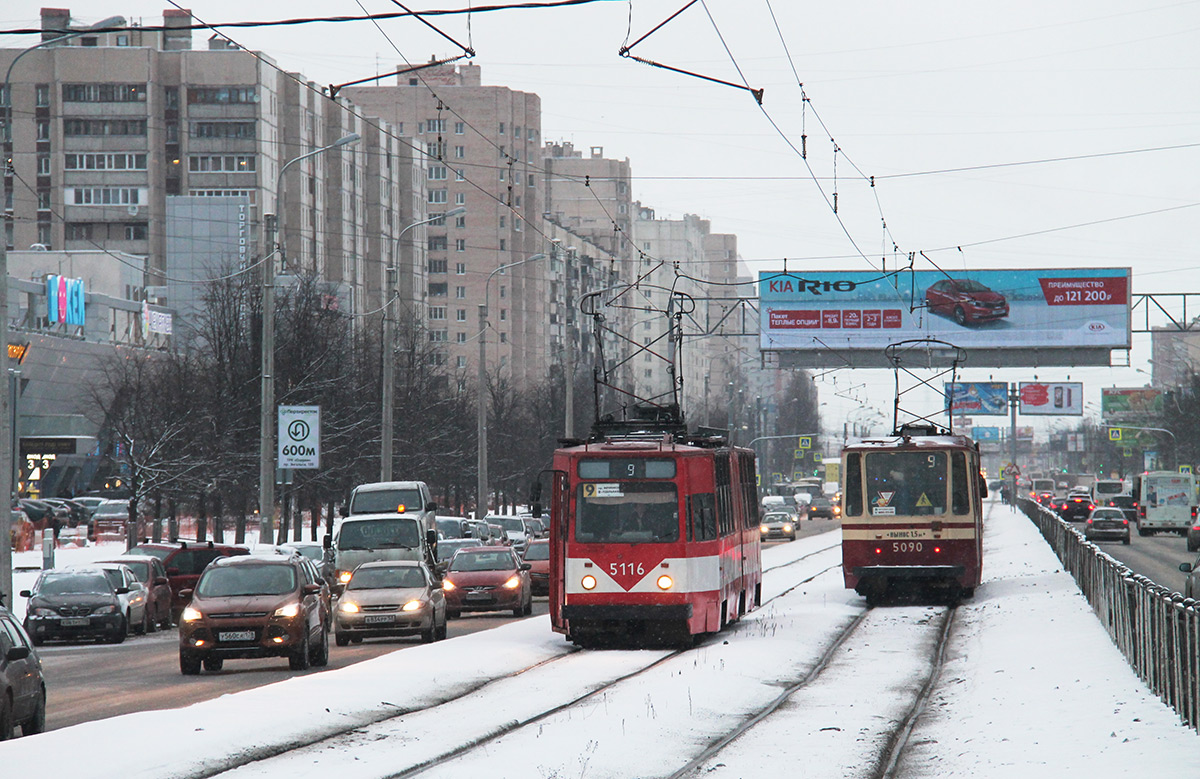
xmin=259 ymin=133 xmax=359 ymax=544
xmin=476 ymin=252 xmax=545 ymax=518
xmin=0 ymin=14 xmax=126 ymax=607
xmin=380 ymin=205 xmax=465 ymax=481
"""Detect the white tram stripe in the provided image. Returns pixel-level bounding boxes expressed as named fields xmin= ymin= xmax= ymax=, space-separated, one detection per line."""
xmin=565 ymin=555 xmax=722 ymax=595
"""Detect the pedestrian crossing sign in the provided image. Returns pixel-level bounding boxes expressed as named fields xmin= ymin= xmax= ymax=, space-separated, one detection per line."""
xmin=1108 ymin=428 xmax=1122 ymax=442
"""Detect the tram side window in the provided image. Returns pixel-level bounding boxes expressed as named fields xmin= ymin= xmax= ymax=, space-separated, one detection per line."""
xmin=951 ymin=452 xmax=970 ymax=515
xmin=844 ymin=453 xmax=863 ymax=517
xmin=689 ymin=493 xmax=717 ymax=541
xmin=741 ymin=453 xmax=758 ymax=529
xmin=715 ymin=456 xmax=733 ymax=536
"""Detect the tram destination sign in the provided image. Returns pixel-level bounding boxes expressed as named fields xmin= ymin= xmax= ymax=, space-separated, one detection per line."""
xmin=760 ymin=268 xmax=1131 ymax=368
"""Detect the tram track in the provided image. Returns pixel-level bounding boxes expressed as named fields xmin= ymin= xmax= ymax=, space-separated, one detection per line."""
xmin=199 ymin=539 xmax=846 ymax=779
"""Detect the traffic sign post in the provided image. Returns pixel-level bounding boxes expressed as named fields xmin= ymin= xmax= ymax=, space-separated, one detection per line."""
xmin=278 ymin=405 xmax=320 ymax=469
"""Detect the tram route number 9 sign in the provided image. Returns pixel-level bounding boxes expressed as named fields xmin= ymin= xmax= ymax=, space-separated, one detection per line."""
xmin=278 ymin=405 xmax=320 ymax=469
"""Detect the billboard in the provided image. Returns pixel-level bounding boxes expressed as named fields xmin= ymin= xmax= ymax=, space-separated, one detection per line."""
xmin=760 ymin=268 xmax=1131 ymax=356
xmin=1102 ymin=388 xmax=1162 ymax=422
xmin=1018 ymin=382 xmax=1084 ymax=415
xmin=946 ymin=382 xmax=1008 ymax=415
xmin=972 ymin=426 xmax=1001 ymax=442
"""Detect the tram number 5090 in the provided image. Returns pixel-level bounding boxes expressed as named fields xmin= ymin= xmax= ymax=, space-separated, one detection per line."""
xmin=893 ymin=542 xmax=924 ymax=553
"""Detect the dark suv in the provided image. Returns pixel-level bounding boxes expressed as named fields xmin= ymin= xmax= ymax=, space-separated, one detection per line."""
xmin=21 ymin=568 xmax=130 ymax=644
xmin=127 ymin=541 xmax=250 ymax=622
xmin=1 ymin=606 xmax=46 ymax=738
xmin=178 ymin=554 xmax=331 ymax=674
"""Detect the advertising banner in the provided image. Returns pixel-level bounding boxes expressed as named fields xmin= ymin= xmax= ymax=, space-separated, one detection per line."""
xmin=46 ymin=275 xmax=86 ymax=327
xmin=972 ymin=426 xmax=1001 ymax=442
xmin=946 ymin=382 xmax=1009 ymax=415
xmin=1102 ymin=388 xmax=1162 ymax=422
xmin=1018 ymin=382 xmax=1084 ymax=415
xmin=760 ymin=268 xmax=1131 ymax=352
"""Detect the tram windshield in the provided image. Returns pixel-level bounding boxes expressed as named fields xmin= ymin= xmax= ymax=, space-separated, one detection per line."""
xmin=575 ymin=482 xmax=679 ymax=543
xmin=863 ymin=452 xmax=948 ymax=516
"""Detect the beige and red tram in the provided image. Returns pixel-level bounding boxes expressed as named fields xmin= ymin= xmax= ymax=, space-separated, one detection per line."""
xmin=548 ymin=436 xmax=761 ymax=647
xmin=841 ymin=425 xmax=985 ymax=604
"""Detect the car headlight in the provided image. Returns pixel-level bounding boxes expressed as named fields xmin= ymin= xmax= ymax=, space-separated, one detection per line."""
xmin=784 ymin=524 xmax=793 ymax=532
xmin=656 ymin=575 xmax=673 ymax=590
xmin=181 ymin=606 xmax=203 ymax=622
xmin=91 ymin=604 xmax=118 ymax=615
xmin=759 ymin=525 xmax=768 ymax=533
xmin=337 ymin=570 xmax=353 ymax=585
xmin=339 ymin=601 xmax=360 ymax=614
xmin=581 ymin=575 xmax=597 ymax=590
xmin=402 ymin=599 xmax=425 ymax=612
xmin=31 ymin=607 xmax=56 ymax=617
xmin=503 ymin=575 xmax=521 ymax=590
xmin=442 ymin=579 xmax=456 ymax=591
xmin=273 ymin=602 xmax=301 ymax=618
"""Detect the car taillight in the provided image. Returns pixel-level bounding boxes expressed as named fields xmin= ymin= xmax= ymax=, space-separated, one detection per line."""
xmin=1138 ymin=505 xmax=1146 ymax=517
xmin=1086 ymin=518 xmax=1092 ymax=524
xmin=1088 ymin=504 xmax=1095 ymax=511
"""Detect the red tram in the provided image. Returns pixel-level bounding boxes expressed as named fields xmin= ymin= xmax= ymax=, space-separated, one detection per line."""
xmin=841 ymin=424 xmax=985 ymax=604
xmin=547 ymin=431 xmax=761 ymax=647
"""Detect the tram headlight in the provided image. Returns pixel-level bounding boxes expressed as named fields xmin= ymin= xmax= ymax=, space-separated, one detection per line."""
xmin=656 ymin=575 xmax=673 ymax=590
xmin=581 ymin=575 xmax=597 ymax=590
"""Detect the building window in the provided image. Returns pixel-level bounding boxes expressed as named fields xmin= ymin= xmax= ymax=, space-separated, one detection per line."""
xmin=124 ymin=222 xmax=148 ymax=240
xmin=454 ymin=122 xmax=465 ymax=134
xmin=499 ymin=333 xmax=507 ymax=344
xmin=69 ymin=187 xmax=146 ymax=206
xmin=456 ymin=355 xmax=467 ymax=368
xmin=455 ymin=192 xmax=465 ymax=205
xmin=187 ymin=86 xmax=257 ymax=104
xmin=37 ymin=223 xmax=51 ymax=247
xmin=37 ymin=155 xmax=50 ymax=175
xmin=455 ymin=238 xmax=466 ymax=252
xmin=456 ymin=332 xmax=467 ymax=344
xmin=428 ymin=189 xmax=447 ymax=204
xmin=455 ymin=168 xmax=465 ymax=180
xmin=455 ymin=263 xmax=466 ymax=275
xmin=429 ymin=283 xmax=448 ymax=296
xmin=499 ymin=122 xmax=505 ymax=135
xmin=514 ymin=126 xmax=521 ymax=138
xmin=429 ymin=330 xmax=448 ymax=342
xmin=455 ymin=216 xmax=466 ymax=228
xmin=499 ymin=169 xmax=505 ymax=181
xmin=645 ymin=369 xmax=653 ymax=378
xmin=64 ymin=119 xmax=147 ymax=136
xmin=35 ymin=85 xmax=50 ymax=107
xmin=428 ymin=259 xmax=447 ymax=273
xmin=455 ymin=286 xmax=466 ymax=299
xmin=429 ymin=306 xmax=447 ymax=320
xmin=499 ymin=216 xmax=506 ymax=228
xmin=454 ymin=146 xmax=464 ymax=159
xmin=63 ymin=83 xmax=148 ymax=102
xmin=427 ymin=118 xmax=446 ymax=132
xmin=189 ymin=189 xmax=256 ymax=203
xmin=65 ymin=153 xmax=148 ymax=171
xmin=188 ymin=155 xmax=257 ymax=172
xmin=36 ymin=120 xmax=49 ymax=140
xmin=189 ymin=121 xmax=257 ymax=139
xmin=116 ymin=34 xmax=129 ymax=46
xmin=499 ymin=239 xmax=506 ymax=251
xmin=66 ymin=223 xmax=93 ymax=240
xmin=499 ymin=286 xmax=506 ymax=299
xmin=528 ymin=174 xmax=535 ymax=187
xmin=426 ymin=141 xmax=443 ymax=158
xmin=499 ymin=309 xmax=507 ymax=321
xmin=456 ymin=309 xmax=467 ymax=322
xmin=429 ymin=212 xmax=446 ymax=226
xmin=428 ymin=236 xmax=448 ymax=251
xmin=428 ymin=165 xmax=447 ymax=180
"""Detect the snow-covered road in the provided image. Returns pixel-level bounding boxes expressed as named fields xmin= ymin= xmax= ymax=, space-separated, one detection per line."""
xmin=2 ymin=503 xmax=1197 ymax=778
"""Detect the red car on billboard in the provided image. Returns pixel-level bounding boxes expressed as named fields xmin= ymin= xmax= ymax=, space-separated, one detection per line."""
xmin=924 ymin=279 xmax=1009 ymax=325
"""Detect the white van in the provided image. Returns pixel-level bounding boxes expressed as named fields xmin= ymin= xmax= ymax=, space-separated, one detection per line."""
xmin=327 ymin=513 xmax=435 ymax=590
xmin=346 ymin=481 xmax=438 ymax=540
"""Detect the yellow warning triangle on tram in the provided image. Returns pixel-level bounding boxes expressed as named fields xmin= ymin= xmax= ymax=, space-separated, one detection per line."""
xmin=916 ymin=493 xmax=933 ymax=508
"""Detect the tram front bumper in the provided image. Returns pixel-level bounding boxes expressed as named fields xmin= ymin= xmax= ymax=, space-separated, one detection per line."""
xmin=561 ymin=604 xmax=693 ymax=621
xmin=852 ymin=565 xmax=965 ymax=580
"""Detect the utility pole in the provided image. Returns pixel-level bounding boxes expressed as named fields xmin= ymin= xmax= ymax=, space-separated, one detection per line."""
xmin=1009 ymin=383 xmax=1019 ymax=500
xmin=380 ymin=265 xmax=397 ymax=481
xmin=476 ymin=303 xmax=488 ymax=518
xmin=259 ymin=213 xmax=277 ymax=544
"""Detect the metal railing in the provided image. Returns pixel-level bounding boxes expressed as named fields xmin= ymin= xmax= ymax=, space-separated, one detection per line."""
xmin=1018 ymin=497 xmax=1198 ymax=731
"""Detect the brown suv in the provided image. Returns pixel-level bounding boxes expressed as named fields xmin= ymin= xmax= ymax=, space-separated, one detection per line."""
xmin=178 ymin=554 xmax=331 ymax=674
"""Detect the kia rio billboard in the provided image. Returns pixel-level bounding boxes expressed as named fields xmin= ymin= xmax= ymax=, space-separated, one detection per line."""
xmin=760 ymin=268 xmax=1130 ymax=354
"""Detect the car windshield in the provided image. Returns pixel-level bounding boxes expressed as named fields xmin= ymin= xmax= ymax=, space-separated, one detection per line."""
xmin=119 ymin=560 xmax=150 ymax=581
xmin=283 ymin=545 xmax=323 ymax=562
xmin=437 ymin=519 xmax=465 ymax=538
xmin=127 ymin=546 xmax=171 ymax=561
xmin=500 ymin=518 xmax=526 ymax=533
xmin=523 ymin=543 xmax=549 ymax=561
xmin=574 ymin=482 xmax=679 ymax=543
xmin=196 ymin=565 xmax=296 ymax=597
xmin=348 ymin=566 xmax=426 ymax=590
xmin=449 ymin=551 xmax=516 ymax=572
xmin=436 ymin=540 xmax=478 ymax=562
xmin=38 ymin=573 xmax=111 ymax=595
xmin=1093 ymin=510 xmax=1123 ymax=519
xmin=93 ymin=503 xmax=127 ymax=517
xmin=338 ymin=519 xmax=420 ymax=550
xmin=1107 ymin=496 xmax=1134 ymax=508
xmin=350 ymin=488 xmax=422 ymax=514
xmin=954 ymin=280 xmax=988 ymax=292
xmin=100 ymin=569 xmax=126 ymax=590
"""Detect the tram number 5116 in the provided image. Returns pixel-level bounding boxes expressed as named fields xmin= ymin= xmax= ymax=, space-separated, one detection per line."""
xmin=610 ymin=562 xmax=646 ymax=576
xmin=893 ymin=542 xmax=924 ymax=553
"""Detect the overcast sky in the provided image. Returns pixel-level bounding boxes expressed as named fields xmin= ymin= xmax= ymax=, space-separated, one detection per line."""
xmin=4 ymin=1 xmax=1197 ymax=434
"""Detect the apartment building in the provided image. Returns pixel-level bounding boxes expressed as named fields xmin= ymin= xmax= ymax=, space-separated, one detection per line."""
xmin=543 ymin=142 xmax=633 ymax=262
xmin=3 ymin=8 xmax=418 ymax=323
xmin=344 ymin=61 xmax=547 ymax=384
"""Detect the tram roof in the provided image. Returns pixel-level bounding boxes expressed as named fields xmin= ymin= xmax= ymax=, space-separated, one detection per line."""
xmin=842 ymin=433 xmax=977 ymax=452
xmin=556 ymin=437 xmax=750 ymax=455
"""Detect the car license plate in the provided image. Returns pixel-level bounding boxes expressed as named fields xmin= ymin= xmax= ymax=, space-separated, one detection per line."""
xmin=60 ymin=617 xmax=89 ymax=627
xmin=465 ymin=593 xmax=493 ymax=602
xmin=219 ymin=631 xmax=255 ymax=642
xmin=363 ymin=614 xmax=394 ymax=624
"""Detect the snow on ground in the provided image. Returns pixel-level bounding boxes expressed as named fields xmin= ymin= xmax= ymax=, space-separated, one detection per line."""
xmin=2 ymin=505 xmax=1198 ymax=778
